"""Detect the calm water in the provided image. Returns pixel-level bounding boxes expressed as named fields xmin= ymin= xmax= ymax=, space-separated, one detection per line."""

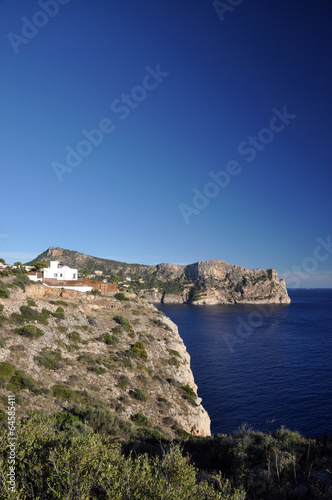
xmin=159 ymin=289 xmax=332 ymax=438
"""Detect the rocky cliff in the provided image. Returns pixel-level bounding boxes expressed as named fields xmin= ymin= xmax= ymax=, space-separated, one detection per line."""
xmin=0 ymin=282 xmax=210 ymax=438
xmin=27 ymin=247 xmax=291 ymax=305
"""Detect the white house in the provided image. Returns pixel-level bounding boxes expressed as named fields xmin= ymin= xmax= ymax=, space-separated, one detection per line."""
xmin=43 ymin=261 xmax=78 ymax=281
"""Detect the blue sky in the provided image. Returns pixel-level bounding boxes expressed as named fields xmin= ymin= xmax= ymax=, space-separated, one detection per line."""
xmin=0 ymin=0 xmax=331 ymax=287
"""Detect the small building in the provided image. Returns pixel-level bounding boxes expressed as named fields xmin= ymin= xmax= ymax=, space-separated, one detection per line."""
xmin=43 ymin=261 xmax=78 ymax=281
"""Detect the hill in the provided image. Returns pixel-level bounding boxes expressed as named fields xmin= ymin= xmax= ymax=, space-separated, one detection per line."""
xmin=26 ymin=247 xmax=291 ymax=304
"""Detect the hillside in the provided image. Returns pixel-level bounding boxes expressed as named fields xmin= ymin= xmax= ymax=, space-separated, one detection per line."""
xmin=26 ymin=247 xmax=291 ymax=304
xmin=0 ymin=281 xmax=210 ymax=439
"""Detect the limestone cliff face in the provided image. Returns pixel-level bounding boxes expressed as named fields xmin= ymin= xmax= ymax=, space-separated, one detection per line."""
xmin=143 ymin=261 xmax=290 ymax=305
xmin=182 ymin=261 xmax=290 ymax=305
xmin=0 ymin=284 xmax=210 ymax=438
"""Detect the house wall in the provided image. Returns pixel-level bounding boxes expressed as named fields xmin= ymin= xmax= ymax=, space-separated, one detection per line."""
xmin=43 ymin=261 xmax=78 ymax=281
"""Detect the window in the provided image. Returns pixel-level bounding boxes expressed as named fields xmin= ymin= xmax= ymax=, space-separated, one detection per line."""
xmin=54 ymin=273 xmax=58 ymax=277
xmin=60 ymin=274 xmax=63 ymax=277
xmin=73 ymin=274 xmax=76 ymax=279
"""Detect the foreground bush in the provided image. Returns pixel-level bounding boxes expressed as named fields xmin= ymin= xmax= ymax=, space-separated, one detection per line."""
xmin=0 ymin=413 xmax=244 ymax=500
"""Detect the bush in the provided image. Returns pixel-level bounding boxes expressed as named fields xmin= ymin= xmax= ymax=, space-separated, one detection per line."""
xmin=0 ymin=281 xmax=10 ymax=299
xmin=91 ymin=289 xmax=102 ymax=296
xmin=114 ymin=292 xmax=129 ymax=301
xmin=35 ymin=349 xmax=63 ymax=370
xmin=113 ymin=315 xmax=134 ymax=335
xmin=168 ymin=357 xmax=180 ymax=368
xmin=13 ymin=275 xmax=30 ymax=291
xmin=52 ymin=306 xmax=65 ymax=320
xmin=131 ymin=412 xmax=151 ymax=427
xmin=11 ymin=306 xmax=50 ymax=326
xmin=0 ymin=362 xmax=15 ymax=382
xmin=49 ymin=300 xmax=69 ymax=307
xmin=130 ymin=341 xmax=148 ymax=360
xmin=98 ymin=333 xmax=118 ymax=345
xmin=180 ymin=385 xmax=198 ymax=406
xmin=8 ymin=370 xmax=38 ymax=392
xmin=129 ymin=388 xmax=147 ymax=402
xmin=27 ymin=298 xmax=36 ymax=307
xmin=15 ymin=325 xmax=44 ymax=339
xmin=0 ymin=304 xmax=4 ymax=313
xmin=68 ymin=331 xmax=81 ymax=342
xmin=0 ymin=411 xmax=249 ymax=500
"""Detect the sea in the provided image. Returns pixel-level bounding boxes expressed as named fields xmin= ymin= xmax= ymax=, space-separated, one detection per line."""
xmin=158 ymin=289 xmax=332 ymax=438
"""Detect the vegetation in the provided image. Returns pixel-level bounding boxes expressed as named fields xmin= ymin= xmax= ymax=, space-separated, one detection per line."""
xmin=130 ymin=341 xmax=148 ymax=360
xmin=11 ymin=306 xmax=51 ymax=326
xmin=129 ymin=387 xmax=147 ymax=401
xmin=15 ymin=325 xmax=44 ymax=339
xmin=0 ymin=281 xmax=10 ymax=299
xmin=52 ymin=306 xmax=65 ymax=320
xmin=113 ymin=315 xmax=134 ymax=335
xmin=12 ymin=275 xmax=30 ymax=292
xmin=9 ymin=410 xmax=332 ymax=499
xmin=114 ymin=292 xmax=129 ymax=301
xmin=98 ymin=333 xmax=118 ymax=345
xmin=35 ymin=348 xmax=63 ymax=370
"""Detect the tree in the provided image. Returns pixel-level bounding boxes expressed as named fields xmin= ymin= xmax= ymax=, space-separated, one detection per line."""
xmin=0 ymin=258 xmax=5 ymax=264
xmin=111 ymin=274 xmax=119 ymax=283
xmin=33 ymin=261 xmax=48 ymax=271
xmin=82 ymin=269 xmax=90 ymax=279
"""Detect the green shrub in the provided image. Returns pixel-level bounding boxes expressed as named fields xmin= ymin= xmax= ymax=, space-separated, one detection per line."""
xmin=0 ymin=304 xmax=4 ymax=313
xmin=114 ymin=292 xmax=129 ymax=301
xmin=131 ymin=412 xmax=151 ymax=427
xmin=129 ymin=388 xmax=147 ymax=402
xmin=169 ymin=349 xmax=181 ymax=358
xmin=130 ymin=341 xmax=148 ymax=360
xmin=52 ymin=385 xmax=89 ymax=403
xmin=98 ymin=333 xmax=118 ymax=345
xmin=15 ymin=324 xmax=44 ymax=338
xmin=180 ymin=385 xmax=198 ymax=406
xmin=168 ymin=357 xmax=180 ymax=368
xmin=180 ymin=384 xmax=196 ymax=398
xmin=0 ymin=362 xmax=15 ymax=382
xmin=52 ymin=306 xmax=65 ymax=320
xmin=8 ymin=370 xmax=38 ymax=392
xmin=91 ymin=289 xmax=102 ymax=296
xmin=0 ymin=281 xmax=10 ymax=298
xmin=68 ymin=331 xmax=81 ymax=342
xmin=87 ymin=365 xmax=107 ymax=375
xmin=11 ymin=306 xmax=50 ymax=325
xmin=113 ymin=315 xmax=134 ymax=335
xmin=49 ymin=300 xmax=69 ymax=306
xmin=35 ymin=349 xmax=63 ymax=370
xmin=27 ymin=298 xmax=36 ymax=307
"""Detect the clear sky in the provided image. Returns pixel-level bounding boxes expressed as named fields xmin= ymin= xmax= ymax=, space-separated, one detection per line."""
xmin=0 ymin=0 xmax=331 ymax=288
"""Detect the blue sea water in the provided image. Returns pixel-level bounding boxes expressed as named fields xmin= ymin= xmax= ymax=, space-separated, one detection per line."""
xmin=158 ymin=289 xmax=332 ymax=438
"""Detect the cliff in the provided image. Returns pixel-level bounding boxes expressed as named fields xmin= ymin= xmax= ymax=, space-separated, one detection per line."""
xmin=27 ymin=247 xmax=291 ymax=305
xmin=0 ymin=282 xmax=210 ymax=438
